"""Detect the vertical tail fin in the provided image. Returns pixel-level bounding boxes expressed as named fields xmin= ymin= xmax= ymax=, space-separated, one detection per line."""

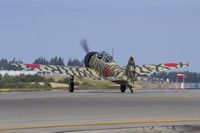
xmin=125 ymin=57 xmax=136 ymax=84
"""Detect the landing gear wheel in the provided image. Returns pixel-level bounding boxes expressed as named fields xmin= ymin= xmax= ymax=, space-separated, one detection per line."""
xmin=69 ymin=82 xmax=74 ymax=93
xmin=120 ymin=85 xmax=126 ymax=93
xmin=129 ymin=88 xmax=134 ymax=93
xmin=69 ymin=75 xmax=75 ymax=93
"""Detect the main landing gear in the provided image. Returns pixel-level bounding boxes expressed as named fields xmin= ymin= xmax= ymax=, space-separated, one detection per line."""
xmin=69 ymin=75 xmax=75 ymax=93
xmin=120 ymin=85 xmax=133 ymax=93
xmin=120 ymin=85 xmax=126 ymax=93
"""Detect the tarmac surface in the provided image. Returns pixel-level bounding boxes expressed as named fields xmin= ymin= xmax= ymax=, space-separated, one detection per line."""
xmin=0 ymin=89 xmax=200 ymax=133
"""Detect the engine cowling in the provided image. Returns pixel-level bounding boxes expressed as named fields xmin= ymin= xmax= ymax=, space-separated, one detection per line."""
xmin=84 ymin=52 xmax=99 ymax=67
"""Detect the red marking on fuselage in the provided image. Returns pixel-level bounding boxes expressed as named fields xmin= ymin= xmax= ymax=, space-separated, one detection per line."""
xmin=164 ymin=63 xmax=178 ymax=68
xmin=103 ymin=67 xmax=110 ymax=77
xmin=25 ymin=64 xmax=40 ymax=69
xmin=177 ymin=73 xmax=186 ymax=78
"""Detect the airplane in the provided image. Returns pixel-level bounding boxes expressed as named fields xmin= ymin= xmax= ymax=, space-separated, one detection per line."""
xmin=13 ymin=39 xmax=189 ymax=93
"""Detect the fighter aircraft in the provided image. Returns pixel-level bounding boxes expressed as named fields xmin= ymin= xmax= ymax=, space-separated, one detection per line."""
xmin=13 ymin=39 xmax=189 ymax=93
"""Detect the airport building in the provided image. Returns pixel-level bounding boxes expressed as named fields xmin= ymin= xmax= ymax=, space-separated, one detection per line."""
xmin=0 ymin=70 xmax=52 ymax=76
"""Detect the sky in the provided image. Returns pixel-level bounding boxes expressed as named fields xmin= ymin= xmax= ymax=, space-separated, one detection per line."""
xmin=0 ymin=0 xmax=200 ymax=71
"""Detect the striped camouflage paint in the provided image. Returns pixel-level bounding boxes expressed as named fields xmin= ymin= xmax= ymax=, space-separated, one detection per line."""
xmin=13 ymin=61 xmax=189 ymax=78
xmin=88 ymin=54 xmax=189 ymax=79
xmin=135 ymin=62 xmax=190 ymax=75
xmin=12 ymin=56 xmax=189 ymax=87
xmin=13 ymin=63 xmax=100 ymax=78
xmin=88 ymin=54 xmax=127 ymax=78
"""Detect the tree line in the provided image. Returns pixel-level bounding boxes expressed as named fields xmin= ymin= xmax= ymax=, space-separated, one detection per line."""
xmin=0 ymin=57 xmax=84 ymax=70
xmin=0 ymin=58 xmax=23 ymax=70
xmin=32 ymin=56 xmax=84 ymax=66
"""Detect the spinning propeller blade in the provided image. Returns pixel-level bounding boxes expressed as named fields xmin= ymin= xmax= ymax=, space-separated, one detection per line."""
xmin=80 ymin=38 xmax=90 ymax=53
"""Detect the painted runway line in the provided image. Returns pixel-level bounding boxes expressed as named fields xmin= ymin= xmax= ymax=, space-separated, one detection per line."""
xmin=0 ymin=119 xmax=200 ymax=131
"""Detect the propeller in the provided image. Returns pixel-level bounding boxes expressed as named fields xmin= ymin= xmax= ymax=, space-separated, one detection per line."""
xmin=80 ymin=38 xmax=90 ymax=53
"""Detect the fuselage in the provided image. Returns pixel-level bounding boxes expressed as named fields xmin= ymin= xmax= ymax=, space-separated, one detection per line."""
xmin=88 ymin=54 xmax=125 ymax=77
xmin=84 ymin=52 xmax=135 ymax=87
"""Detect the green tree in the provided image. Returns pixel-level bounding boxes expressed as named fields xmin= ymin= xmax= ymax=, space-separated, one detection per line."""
xmin=67 ymin=58 xmax=84 ymax=67
xmin=33 ymin=57 xmax=49 ymax=65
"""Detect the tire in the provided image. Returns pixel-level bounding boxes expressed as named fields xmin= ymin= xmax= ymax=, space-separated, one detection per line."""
xmin=120 ymin=85 xmax=126 ymax=93
xmin=69 ymin=82 xmax=74 ymax=93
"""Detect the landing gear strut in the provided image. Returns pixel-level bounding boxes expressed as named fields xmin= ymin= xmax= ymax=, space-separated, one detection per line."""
xmin=120 ymin=85 xmax=126 ymax=93
xmin=69 ymin=75 xmax=74 ymax=93
xmin=129 ymin=87 xmax=134 ymax=93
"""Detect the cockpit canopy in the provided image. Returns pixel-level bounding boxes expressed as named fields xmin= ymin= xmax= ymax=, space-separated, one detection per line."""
xmin=98 ymin=51 xmax=114 ymax=63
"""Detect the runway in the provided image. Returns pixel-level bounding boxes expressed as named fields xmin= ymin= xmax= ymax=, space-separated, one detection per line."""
xmin=0 ymin=89 xmax=200 ymax=132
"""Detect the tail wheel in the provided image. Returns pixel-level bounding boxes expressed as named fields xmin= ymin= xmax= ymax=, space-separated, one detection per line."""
xmin=120 ymin=85 xmax=126 ymax=93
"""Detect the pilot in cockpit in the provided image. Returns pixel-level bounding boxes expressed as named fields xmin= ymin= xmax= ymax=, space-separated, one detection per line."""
xmin=98 ymin=51 xmax=114 ymax=63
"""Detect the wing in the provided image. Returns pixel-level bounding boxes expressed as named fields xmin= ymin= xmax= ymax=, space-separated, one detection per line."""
xmin=135 ymin=62 xmax=189 ymax=75
xmin=12 ymin=63 xmax=131 ymax=86
xmin=12 ymin=63 xmax=100 ymax=78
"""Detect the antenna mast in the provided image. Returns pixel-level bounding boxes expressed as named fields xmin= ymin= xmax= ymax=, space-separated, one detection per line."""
xmin=112 ymin=46 xmax=114 ymax=59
